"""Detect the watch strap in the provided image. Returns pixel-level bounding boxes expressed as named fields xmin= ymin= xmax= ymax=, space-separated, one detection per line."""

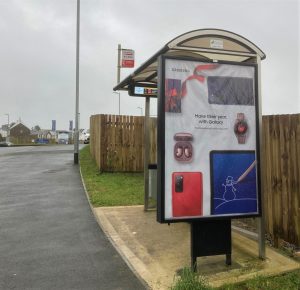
xmin=238 ymin=135 xmax=246 ymax=144
xmin=237 ymin=113 xmax=245 ymax=121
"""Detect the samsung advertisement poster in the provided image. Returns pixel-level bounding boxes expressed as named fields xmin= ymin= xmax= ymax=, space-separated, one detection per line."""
xmin=157 ymin=57 xmax=261 ymax=222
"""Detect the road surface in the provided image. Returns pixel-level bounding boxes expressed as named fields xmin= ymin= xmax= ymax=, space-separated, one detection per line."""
xmin=0 ymin=145 xmax=145 ymax=290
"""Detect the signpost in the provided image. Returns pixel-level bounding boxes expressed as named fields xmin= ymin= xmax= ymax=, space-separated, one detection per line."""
xmin=116 ymin=45 xmax=135 ymax=84
xmin=116 ymin=45 xmax=135 ymax=114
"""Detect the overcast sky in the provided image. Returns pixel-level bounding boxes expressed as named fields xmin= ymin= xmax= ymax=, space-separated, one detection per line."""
xmin=0 ymin=0 xmax=299 ymax=130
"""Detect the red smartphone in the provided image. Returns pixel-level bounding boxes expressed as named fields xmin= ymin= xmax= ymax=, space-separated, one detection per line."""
xmin=172 ymin=172 xmax=203 ymax=217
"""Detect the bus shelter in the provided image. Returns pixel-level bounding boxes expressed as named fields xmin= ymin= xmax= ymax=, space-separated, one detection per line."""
xmin=113 ymin=28 xmax=266 ymax=266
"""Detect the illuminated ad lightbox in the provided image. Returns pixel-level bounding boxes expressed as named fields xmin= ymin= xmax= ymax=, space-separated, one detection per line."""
xmin=157 ymin=56 xmax=261 ymax=222
xmin=129 ymin=84 xmax=158 ymax=97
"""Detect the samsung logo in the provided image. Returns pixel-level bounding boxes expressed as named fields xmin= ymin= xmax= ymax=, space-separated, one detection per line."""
xmin=171 ymin=68 xmax=190 ymax=73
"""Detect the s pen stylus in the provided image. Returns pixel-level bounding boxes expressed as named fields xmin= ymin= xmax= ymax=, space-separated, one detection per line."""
xmin=237 ymin=160 xmax=257 ymax=183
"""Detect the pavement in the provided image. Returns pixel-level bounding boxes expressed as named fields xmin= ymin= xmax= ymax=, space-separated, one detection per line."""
xmin=0 ymin=145 xmax=145 ymax=290
xmin=92 ymin=206 xmax=300 ymax=290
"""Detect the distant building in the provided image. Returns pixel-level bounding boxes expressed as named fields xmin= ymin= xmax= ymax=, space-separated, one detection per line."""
xmin=0 ymin=128 xmax=7 ymax=138
xmin=10 ymin=121 xmax=32 ymax=144
xmin=37 ymin=130 xmax=56 ymax=140
xmin=56 ymin=130 xmax=70 ymax=144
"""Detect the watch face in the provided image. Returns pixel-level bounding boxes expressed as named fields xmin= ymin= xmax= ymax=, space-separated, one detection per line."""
xmin=234 ymin=120 xmax=248 ymax=135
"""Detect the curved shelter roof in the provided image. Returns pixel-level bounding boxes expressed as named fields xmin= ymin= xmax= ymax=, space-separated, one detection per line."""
xmin=113 ymin=28 xmax=265 ymax=92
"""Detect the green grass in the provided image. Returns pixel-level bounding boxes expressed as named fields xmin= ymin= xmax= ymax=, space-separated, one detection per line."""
xmin=171 ymin=268 xmax=213 ymax=290
xmin=245 ymin=270 xmax=300 ymax=290
xmin=171 ymin=268 xmax=300 ymax=290
xmin=220 ymin=269 xmax=300 ymax=290
xmin=79 ymin=145 xmax=144 ymax=207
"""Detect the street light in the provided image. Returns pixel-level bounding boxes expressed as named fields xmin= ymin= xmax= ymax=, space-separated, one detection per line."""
xmin=74 ymin=0 xmax=80 ymax=164
xmin=113 ymin=91 xmax=120 ymax=115
xmin=137 ymin=106 xmax=143 ymax=116
xmin=4 ymin=113 xmax=9 ymax=142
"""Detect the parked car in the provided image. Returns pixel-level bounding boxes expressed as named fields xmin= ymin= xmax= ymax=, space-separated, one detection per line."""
xmin=0 ymin=141 xmax=13 ymax=147
xmin=35 ymin=138 xmax=49 ymax=144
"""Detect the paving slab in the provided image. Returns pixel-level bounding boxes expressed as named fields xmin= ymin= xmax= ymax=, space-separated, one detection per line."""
xmin=94 ymin=205 xmax=300 ymax=290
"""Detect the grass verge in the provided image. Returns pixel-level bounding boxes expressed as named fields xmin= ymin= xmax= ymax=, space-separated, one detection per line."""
xmin=79 ymin=145 xmax=144 ymax=207
xmin=170 ymin=268 xmax=300 ymax=290
xmin=80 ymin=146 xmax=300 ymax=289
xmin=220 ymin=269 xmax=300 ymax=290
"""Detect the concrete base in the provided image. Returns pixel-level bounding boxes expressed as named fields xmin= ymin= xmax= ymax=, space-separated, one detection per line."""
xmin=94 ymin=206 xmax=300 ymax=290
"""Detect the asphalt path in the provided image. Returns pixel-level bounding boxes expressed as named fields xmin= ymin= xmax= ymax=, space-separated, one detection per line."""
xmin=0 ymin=145 xmax=145 ymax=290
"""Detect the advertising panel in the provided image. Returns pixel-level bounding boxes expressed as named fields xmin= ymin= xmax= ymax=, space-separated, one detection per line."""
xmin=157 ymin=57 xmax=261 ymax=222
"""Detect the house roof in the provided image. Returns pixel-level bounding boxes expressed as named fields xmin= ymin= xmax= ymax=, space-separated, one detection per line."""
xmin=10 ymin=121 xmax=30 ymax=131
xmin=113 ymin=28 xmax=265 ymax=93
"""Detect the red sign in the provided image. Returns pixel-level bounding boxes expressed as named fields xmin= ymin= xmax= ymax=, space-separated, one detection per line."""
xmin=121 ymin=49 xmax=135 ymax=68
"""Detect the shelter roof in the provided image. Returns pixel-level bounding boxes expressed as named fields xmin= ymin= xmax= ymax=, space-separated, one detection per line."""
xmin=113 ymin=28 xmax=265 ymax=92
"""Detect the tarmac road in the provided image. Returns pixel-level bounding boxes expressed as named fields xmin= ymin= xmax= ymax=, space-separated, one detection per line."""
xmin=0 ymin=145 xmax=145 ymax=290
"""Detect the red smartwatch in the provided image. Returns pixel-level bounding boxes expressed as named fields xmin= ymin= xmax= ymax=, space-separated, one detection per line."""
xmin=234 ymin=113 xmax=248 ymax=144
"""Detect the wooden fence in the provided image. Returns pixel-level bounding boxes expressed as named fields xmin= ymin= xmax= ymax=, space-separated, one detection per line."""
xmin=261 ymin=114 xmax=300 ymax=246
xmin=90 ymin=114 xmax=156 ymax=172
xmin=90 ymin=113 xmax=300 ymax=246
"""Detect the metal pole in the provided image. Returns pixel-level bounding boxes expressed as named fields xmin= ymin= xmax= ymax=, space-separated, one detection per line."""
xmin=74 ymin=0 xmax=80 ymax=164
xmin=114 ymin=44 xmax=121 ymax=116
xmin=137 ymin=106 xmax=143 ymax=116
xmin=118 ymin=93 xmax=120 ymax=115
xmin=117 ymin=44 xmax=121 ymax=84
xmin=257 ymin=55 xmax=266 ymax=259
xmin=144 ymin=97 xmax=150 ymax=211
xmin=113 ymin=91 xmax=120 ymax=115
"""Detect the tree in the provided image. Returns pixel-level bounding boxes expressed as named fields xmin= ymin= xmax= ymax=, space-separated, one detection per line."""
xmin=1 ymin=124 xmax=8 ymax=131
xmin=33 ymin=125 xmax=41 ymax=131
xmin=1 ymin=122 xmax=15 ymax=131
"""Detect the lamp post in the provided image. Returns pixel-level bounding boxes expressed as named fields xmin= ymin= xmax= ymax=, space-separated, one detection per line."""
xmin=137 ymin=106 xmax=143 ymax=116
xmin=74 ymin=0 xmax=80 ymax=164
xmin=113 ymin=91 xmax=120 ymax=115
xmin=5 ymin=113 xmax=9 ymax=142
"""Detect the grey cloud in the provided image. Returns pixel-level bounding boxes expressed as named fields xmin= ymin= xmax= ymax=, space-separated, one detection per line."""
xmin=0 ymin=0 xmax=299 ymax=129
